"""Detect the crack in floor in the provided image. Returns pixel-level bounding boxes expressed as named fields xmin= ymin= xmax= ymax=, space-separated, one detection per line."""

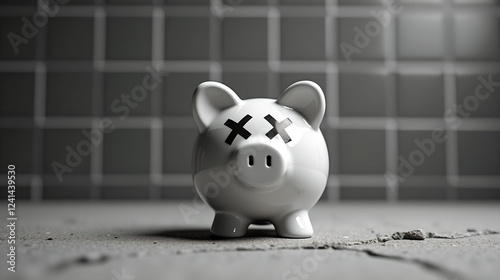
xmin=47 ymin=228 xmax=499 ymax=277
xmin=329 ymin=245 xmax=460 ymax=280
xmin=187 ymin=229 xmax=499 ymax=280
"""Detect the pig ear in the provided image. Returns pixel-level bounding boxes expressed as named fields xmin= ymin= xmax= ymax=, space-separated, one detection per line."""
xmin=276 ymin=81 xmax=326 ymax=130
xmin=192 ymin=81 xmax=242 ymax=132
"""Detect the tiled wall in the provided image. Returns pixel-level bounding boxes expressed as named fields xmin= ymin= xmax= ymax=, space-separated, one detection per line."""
xmin=0 ymin=0 xmax=499 ymax=200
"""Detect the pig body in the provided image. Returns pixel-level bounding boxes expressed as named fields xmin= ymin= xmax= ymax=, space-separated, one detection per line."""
xmin=192 ymin=81 xmax=329 ymax=238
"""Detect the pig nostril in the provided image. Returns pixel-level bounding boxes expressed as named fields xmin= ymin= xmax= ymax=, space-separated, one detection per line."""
xmin=266 ymin=155 xmax=272 ymax=167
xmin=248 ymin=155 xmax=254 ymax=166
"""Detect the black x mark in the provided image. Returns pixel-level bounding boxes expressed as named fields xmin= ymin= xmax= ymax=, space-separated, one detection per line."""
xmin=224 ymin=114 xmax=253 ymax=145
xmin=264 ymin=114 xmax=292 ymax=143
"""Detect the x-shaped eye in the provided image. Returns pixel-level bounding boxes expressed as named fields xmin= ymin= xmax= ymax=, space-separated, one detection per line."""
xmin=264 ymin=114 xmax=292 ymax=143
xmin=224 ymin=114 xmax=252 ymax=145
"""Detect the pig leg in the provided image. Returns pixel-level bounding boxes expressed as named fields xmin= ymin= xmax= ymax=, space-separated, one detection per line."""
xmin=211 ymin=212 xmax=251 ymax=238
xmin=273 ymin=210 xmax=313 ymax=238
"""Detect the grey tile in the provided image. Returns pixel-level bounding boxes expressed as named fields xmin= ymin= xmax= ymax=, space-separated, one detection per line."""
xmin=338 ymin=18 xmax=386 ymax=61
xmin=222 ymin=72 xmax=268 ymax=99
xmin=106 ymin=17 xmax=152 ymax=60
xmin=281 ymin=0 xmax=324 ymax=5
xmin=43 ymin=185 xmax=91 ymax=199
xmin=456 ymin=188 xmax=500 ymax=200
xmin=222 ymin=18 xmax=267 ymax=60
xmin=103 ymin=129 xmax=151 ymax=174
xmin=278 ymin=72 xmax=326 ymax=98
xmin=164 ymin=127 xmax=198 ymax=174
xmin=454 ymin=13 xmax=499 ymax=60
xmin=47 ymin=17 xmax=94 ymax=60
xmin=107 ymin=0 xmax=153 ymax=4
xmin=46 ymin=72 xmax=93 ymax=116
xmin=101 ymin=186 xmax=151 ymax=199
xmin=164 ymin=72 xmax=209 ymax=116
xmin=397 ymin=14 xmax=444 ymax=59
xmin=397 ymin=73 xmax=444 ymax=117
xmin=339 ymin=186 xmax=386 ymax=200
xmin=0 ymin=129 xmax=33 ymax=174
xmin=104 ymin=73 xmax=152 ymax=116
xmin=458 ymin=131 xmax=500 ymax=175
xmin=398 ymin=131 xmax=447 ymax=175
xmin=456 ymin=73 xmax=500 ymax=118
xmin=0 ymin=72 xmax=35 ymax=117
xmin=160 ymin=186 xmax=196 ymax=199
xmin=0 ymin=17 xmax=37 ymax=60
xmin=339 ymin=129 xmax=386 ymax=174
xmin=339 ymin=72 xmax=387 ymax=116
xmin=165 ymin=0 xmax=209 ymax=5
xmin=43 ymin=129 xmax=92 ymax=174
xmin=165 ymin=17 xmax=210 ymax=60
xmin=399 ymin=186 xmax=448 ymax=200
xmin=281 ymin=18 xmax=325 ymax=60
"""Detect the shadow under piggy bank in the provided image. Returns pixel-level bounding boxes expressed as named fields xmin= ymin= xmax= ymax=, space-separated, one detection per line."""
xmin=133 ymin=227 xmax=278 ymax=241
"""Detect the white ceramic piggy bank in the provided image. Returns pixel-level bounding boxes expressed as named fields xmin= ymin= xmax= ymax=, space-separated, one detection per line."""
xmin=192 ymin=80 xmax=329 ymax=238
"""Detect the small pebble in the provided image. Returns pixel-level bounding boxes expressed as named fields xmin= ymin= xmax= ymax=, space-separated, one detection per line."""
xmin=391 ymin=229 xmax=425 ymax=240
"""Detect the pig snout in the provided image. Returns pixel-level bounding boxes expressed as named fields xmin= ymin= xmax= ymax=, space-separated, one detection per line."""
xmin=234 ymin=143 xmax=288 ymax=189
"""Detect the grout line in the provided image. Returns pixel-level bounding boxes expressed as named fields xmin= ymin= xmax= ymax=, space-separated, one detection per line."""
xmin=267 ymin=1 xmax=280 ymax=98
xmin=32 ymin=4 xmax=48 ymax=200
xmin=386 ymin=119 xmax=398 ymax=201
xmin=33 ymin=62 xmax=47 ymax=130
xmin=91 ymin=5 xmax=107 ymax=199
xmin=209 ymin=1 xmax=222 ymax=81
xmin=90 ymin=118 xmax=103 ymax=199
xmin=444 ymin=65 xmax=459 ymax=199
xmin=150 ymin=118 xmax=163 ymax=199
xmin=151 ymin=7 xmax=165 ymax=118
xmin=152 ymin=7 xmax=165 ymax=63
xmin=268 ymin=6 xmax=280 ymax=73
xmin=384 ymin=2 xmax=399 ymax=202
xmin=325 ymin=0 xmax=337 ymax=61
xmin=443 ymin=0 xmax=459 ymax=200
xmin=93 ymin=7 xmax=106 ymax=72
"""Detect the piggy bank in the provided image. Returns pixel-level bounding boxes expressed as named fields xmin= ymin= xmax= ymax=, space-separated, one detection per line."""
xmin=192 ymin=80 xmax=329 ymax=238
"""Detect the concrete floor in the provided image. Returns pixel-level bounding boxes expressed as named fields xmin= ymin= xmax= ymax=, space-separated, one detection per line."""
xmin=1 ymin=202 xmax=499 ymax=280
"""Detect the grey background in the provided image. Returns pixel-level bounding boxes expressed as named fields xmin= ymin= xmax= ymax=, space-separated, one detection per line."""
xmin=0 ymin=0 xmax=499 ymax=200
